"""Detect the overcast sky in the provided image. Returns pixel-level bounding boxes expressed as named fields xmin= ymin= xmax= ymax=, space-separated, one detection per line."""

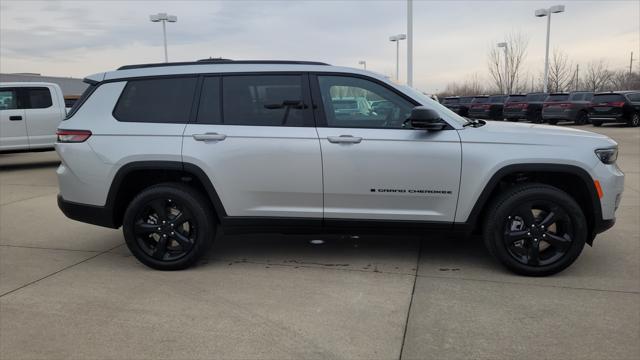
xmin=1 ymin=0 xmax=638 ymax=92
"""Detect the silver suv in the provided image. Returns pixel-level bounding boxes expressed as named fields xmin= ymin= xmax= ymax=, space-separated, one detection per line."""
xmin=56 ymin=59 xmax=624 ymax=276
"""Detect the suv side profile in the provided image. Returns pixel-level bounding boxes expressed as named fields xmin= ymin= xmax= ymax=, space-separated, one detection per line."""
xmin=468 ymin=94 xmax=507 ymax=120
xmin=57 ymin=60 xmax=624 ymax=276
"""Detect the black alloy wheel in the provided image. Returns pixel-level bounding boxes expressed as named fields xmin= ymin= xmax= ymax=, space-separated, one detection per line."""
xmin=630 ymin=112 xmax=640 ymax=127
xmin=575 ymin=111 xmax=588 ymax=125
xmin=123 ymin=183 xmax=215 ymax=270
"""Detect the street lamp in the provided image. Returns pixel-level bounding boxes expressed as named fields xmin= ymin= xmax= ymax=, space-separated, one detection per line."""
xmin=535 ymin=4 xmax=565 ymax=93
xmin=407 ymin=0 xmax=413 ymax=87
xmin=497 ymin=42 xmax=508 ymax=94
xmin=358 ymin=60 xmax=367 ymax=70
xmin=150 ymin=12 xmax=178 ymax=62
xmin=389 ymin=34 xmax=407 ymax=82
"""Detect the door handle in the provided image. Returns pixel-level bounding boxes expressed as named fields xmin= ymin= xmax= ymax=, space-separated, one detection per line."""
xmin=193 ymin=133 xmax=227 ymax=141
xmin=327 ymin=135 xmax=362 ymax=144
xmin=9 ymin=116 xmax=22 ymax=121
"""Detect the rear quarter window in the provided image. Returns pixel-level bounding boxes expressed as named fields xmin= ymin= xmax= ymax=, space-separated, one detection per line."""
xmin=592 ymin=94 xmax=625 ymax=103
xmin=27 ymin=88 xmax=52 ymax=109
xmin=113 ymin=77 xmax=197 ymax=123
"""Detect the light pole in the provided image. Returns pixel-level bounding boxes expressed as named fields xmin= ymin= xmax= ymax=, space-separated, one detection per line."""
xmin=407 ymin=0 xmax=413 ymax=87
xmin=358 ymin=60 xmax=367 ymax=70
xmin=497 ymin=42 xmax=508 ymax=94
xmin=389 ymin=34 xmax=407 ymax=82
xmin=150 ymin=12 xmax=178 ymax=62
xmin=535 ymin=5 xmax=565 ymax=93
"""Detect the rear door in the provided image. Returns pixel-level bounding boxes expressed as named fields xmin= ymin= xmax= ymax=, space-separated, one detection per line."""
xmin=0 ymin=87 xmax=27 ymax=151
xmin=23 ymin=86 xmax=64 ymax=148
xmin=182 ymin=73 xmax=323 ymax=219
xmin=312 ymin=74 xmax=461 ymax=223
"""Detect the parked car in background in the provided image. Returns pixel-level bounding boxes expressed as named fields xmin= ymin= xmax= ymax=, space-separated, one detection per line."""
xmin=0 ymin=82 xmax=66 ymax=152
xmin=542 ymin=91 xmax=593 ymax=125
xmin=589 ymin=91 xmax=640 ymax=127
xmin=442 ymin=96 xmax=461 ymax=112
xmin=542 ymin=93 xmax=570 ymax=124
xmin=456 ymin=96 xmax=475 ymax=116
xmin=64 ymin=95 xmax=80 ymax=111
xmin=469 ymin=94 xmax=506 ymax=120
xmin=504 ymin=92 xmax=549 ymax=123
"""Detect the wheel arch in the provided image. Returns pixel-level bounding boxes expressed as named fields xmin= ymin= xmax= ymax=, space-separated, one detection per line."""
xmin=461 ymin=163 xmax=602 ymax=245
xmin=106 ymin=161 xmax=226 ymax=228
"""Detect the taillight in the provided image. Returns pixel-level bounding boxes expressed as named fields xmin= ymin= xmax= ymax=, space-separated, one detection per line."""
xmin=56 ymin=129 xmax=92 ymax=143
xmin=609 ymin=101 xmax=625 ymax=107
xmin=559 ymin=103 xmax=573 ymax=109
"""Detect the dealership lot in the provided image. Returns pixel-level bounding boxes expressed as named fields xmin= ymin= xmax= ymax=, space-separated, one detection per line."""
xmin=0 ymin=125 xmax=638 ymax=359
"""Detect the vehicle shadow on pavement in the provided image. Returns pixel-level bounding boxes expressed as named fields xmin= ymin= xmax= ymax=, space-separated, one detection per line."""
xmin=0 ymin=160 xmax=60 ymax=171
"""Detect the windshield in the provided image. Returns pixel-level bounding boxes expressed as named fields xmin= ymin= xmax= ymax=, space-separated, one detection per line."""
xmin=398 ymin=85 xmax=468 ymax=126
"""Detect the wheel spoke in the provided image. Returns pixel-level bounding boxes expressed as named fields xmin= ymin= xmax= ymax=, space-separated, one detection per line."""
xmin=148 ymin=199 xmax=168 ymax=220
xmin=152 ymin=236 xmax=168 ymax=260
xmin=544 ymin=232 xmax=571 ymax=250
xmin=527 ymin=241 xmax=540 ymax=266
xmin=539 ymin=210 xmax=557 ymax=227
xmin=171 ymin=231 xmax=193 ymax=251
xmin=505 ymin=230 xmax=529 ymax=244
xmin=169 ymin=210 xmax=192 ymax=228
xmin=515 ymin=203 xmax=535 ymax=226
xmin=134 ymin=222 xmax=158 ymax=235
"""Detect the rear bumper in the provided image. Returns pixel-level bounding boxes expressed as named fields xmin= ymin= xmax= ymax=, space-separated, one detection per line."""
xmin=57 ymin=194 xmax=118 ymax=229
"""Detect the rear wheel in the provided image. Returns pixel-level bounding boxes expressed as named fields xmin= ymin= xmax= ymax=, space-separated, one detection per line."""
xmin=532 ymin=111 xmax=543 ymax=124
xmin=629 ymin=112 xmax=640 ymax=127
xmin=575 ymin=111 xmax=588 ymax=125
xmin=483 ymin=183 xmax=587 ymax=276
xmin=123 ymin=183 xmax=215 ymax=270
xmin=592 ymin=120 xmax=603 ymax=127
xmin=547 ymin=119 xmax=558 ymax=125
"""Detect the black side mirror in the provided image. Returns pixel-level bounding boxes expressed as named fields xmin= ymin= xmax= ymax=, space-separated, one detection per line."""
xmin=408 ymin=106 xmax=447 ymax=130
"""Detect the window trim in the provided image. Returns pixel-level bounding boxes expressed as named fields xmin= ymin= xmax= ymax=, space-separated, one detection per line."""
xmin=309 ymin=72 xmax=424 ymax=130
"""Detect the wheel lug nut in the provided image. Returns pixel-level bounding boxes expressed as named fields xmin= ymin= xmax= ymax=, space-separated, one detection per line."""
xmin=162 ymin=221 xmax=166 ymax=224
xmin=527 ymin=232 xmax=531 ymax=236
xmin=171 ymin=232 xmax=174 ymax=235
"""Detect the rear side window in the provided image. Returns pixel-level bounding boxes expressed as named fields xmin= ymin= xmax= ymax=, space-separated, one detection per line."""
xmin=0 ymin=88 xmax=18 ymax=110
xmin=114 ymin=77 xmax=197 ymax=123
xmin=592 ymin=94 xmax=625 ymax=103
xmin=506 ymin=95 xmax=525 ymax=103
xmin=526 ymin=93 xmax=547 ymax=102
xmin=488 ymin=95 xmax=507 ymax=103
xmin=27 ymin=88 xmax=52 ymax=109
xmin=546 ymin=94 xmax=569 ymax=102
xmin=221 ymin=75 xmax=308 ymax=127
xmin=473 ymin=97 xmax=488 ymax=103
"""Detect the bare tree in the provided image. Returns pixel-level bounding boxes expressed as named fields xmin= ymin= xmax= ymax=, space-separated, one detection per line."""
xmin=608 ymin=70 xmax=640 ymax=90
xmin=438 ymin=73 xmax=489 ymax=97
xmin=488 ymin=32 xmax=529 ymax=94
xmin=583 ymin=60 xmax=613 ymax=91
xmin=547 ymin=49 xmax=573 ymax=92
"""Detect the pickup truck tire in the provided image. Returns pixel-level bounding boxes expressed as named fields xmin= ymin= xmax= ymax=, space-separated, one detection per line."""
xmin=122 ymin=183 xmax=215 ymax=270
xmin=483 ymin=183 xmax=587 ymax=276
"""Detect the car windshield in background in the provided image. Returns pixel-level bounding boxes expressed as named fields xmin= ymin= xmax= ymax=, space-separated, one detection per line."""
xmin=488 ymin=95 xmax=506 ymax=103
xmin=546 ymin=94 xmax=569 ymax=102
xmin=443 ymin=98 xmax=460 ymax=104
xmin=592 ymin=94 xmax=625 ymax=103
xmin=506 ymin=95 xmax=526 ymax=103
xmin=473 ymin=97 xmax=489 ymax=103
xmin=460 ymin=96 xmax=475 ymax=103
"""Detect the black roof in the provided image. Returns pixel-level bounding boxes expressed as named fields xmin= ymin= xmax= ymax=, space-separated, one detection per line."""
xmin=594 ymin=90 xmax=639 ymax=95
xmin=118 ymin=59 xmax=330 ymax=71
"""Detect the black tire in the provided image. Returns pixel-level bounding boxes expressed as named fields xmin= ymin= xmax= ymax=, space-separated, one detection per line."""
xmin=532 ymin=111 xmax=543 ymax=124
xmin=592 ymin=120 xmax=602 ymax=127
xmin=123 ymin=183 xmax=215 ymax=270
xmin=629 ymin=112 xmax=640 ymax=127
xmin=483 ymin=183 xmax=587 ymax=276
xmin=575 ymin=111 xmax=588 ymax=125
xmin=547 ymin=119 xmax=558 ymax=125
xmin=507 ymin=118 xmax=519 ymax=122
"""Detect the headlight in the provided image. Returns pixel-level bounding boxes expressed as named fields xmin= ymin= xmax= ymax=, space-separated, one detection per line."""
xmin=595 ymin=148 xmax=618 ymax=164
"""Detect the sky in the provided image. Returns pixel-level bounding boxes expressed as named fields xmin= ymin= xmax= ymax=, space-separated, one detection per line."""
xmin=1 ymin=0 xmax=639 ymax=93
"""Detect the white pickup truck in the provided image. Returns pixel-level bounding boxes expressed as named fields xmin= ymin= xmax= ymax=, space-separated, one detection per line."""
xmin=0 ymin=82 xmax=67 ymax=152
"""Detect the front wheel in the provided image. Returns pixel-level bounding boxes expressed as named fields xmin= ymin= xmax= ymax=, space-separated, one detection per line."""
xmin=592 ymin=120 xmax=603 ymax=127
xmin=123 ymin=183 xmax=215 ymax=270
xmin=629 ymin=112 xmax=640 ymax=127
xmin=532 ymin=111 xmax=543 ymax=124
xmin=547 ymin=119 xmax=558 ymax=125
xmin=483 ymin=183 xmax=587 ymax=276
xmin=575 ymin=112 xmax=588 ymax=125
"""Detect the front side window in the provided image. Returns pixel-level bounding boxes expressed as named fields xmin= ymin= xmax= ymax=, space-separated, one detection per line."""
xmin=0 ymin=88 xmax=17 ymax=110
xmin=626 ymin=93 xmax=640 ymax=102
xmin=27 ymin=88 xmax=52 ymax=109
xmin=317 ymin=75 xmax=414 ymax=128
xmin=113 ymin=77 xmax=197 ymax=123
xmin=222 ymin=75 xmax=308 ymax=126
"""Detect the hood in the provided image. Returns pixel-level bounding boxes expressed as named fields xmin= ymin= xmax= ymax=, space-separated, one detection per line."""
xmin=458 ymin=121 xmax=616 ymax=148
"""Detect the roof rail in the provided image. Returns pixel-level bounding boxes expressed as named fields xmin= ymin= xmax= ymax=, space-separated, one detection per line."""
xmin=117 ymin=59 xmax=330 ymax=71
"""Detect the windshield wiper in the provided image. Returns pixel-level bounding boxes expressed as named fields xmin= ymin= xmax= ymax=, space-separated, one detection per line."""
xmin=462 ymin=117 xmax=485 ymax=128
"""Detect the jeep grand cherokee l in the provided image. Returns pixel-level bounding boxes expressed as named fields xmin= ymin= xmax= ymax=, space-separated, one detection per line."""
xmin=468 ymin=95 xmax=507 ymax=120
xmin=56 ymin=59 xmax=624 ymax=276
xmin=543 ymin=91 xmax=593 ymax=125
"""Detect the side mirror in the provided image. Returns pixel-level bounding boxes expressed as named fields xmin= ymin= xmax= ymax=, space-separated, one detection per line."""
xmin=408 ymin=106 xmax=447 ymax=130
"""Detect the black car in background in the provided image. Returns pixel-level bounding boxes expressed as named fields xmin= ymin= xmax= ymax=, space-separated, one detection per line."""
xmin=469 ymin=94 xmax=507 ymax=120
xmin=589 ymin=91 xmax=640 ymax=127
xmin=442 ymin=96 xmax=461 ymax=113
xmin=503 ymin=92 xmax=548 ymax=123
xmin=543 ymin=91 xmax=594 ymax=125
xmin=442 ymin=96 xmax=475 ymax=116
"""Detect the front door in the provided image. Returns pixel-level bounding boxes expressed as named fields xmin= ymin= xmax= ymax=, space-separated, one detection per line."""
xmin=182 ymin=74 xmax=323 ymax=219
xmin=312 ymin=74 xmax=461 ymax=223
